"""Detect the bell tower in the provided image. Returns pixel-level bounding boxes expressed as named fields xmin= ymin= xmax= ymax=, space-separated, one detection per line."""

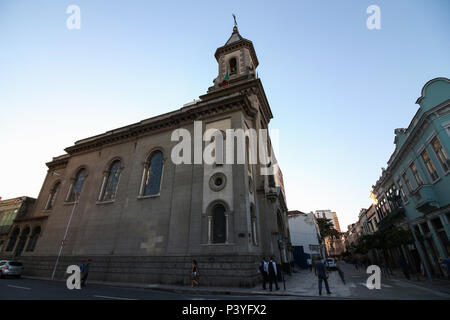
xmin=210 ymin=21 xmax=259 ymax=92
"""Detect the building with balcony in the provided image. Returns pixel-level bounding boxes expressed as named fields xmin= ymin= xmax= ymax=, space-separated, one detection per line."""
xmin=361 ymin=205 xmax=378 ymax=235
xmin=373 ymin=77 xmax=450 ymax=278
xmin=344 ymin=221 xmax=362 ymax=252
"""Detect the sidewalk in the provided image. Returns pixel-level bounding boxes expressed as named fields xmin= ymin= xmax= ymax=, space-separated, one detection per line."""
xmin=23 ymin=267 xmax=353 ymax=299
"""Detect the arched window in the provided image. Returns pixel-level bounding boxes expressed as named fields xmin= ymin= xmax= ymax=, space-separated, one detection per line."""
xmin=46 ymin=182 xmax=61 ymax=210
xmin=14 ymin=227 xmax=30 ymax=256
xmin=142 ymin=151 xmax=163 ymax=196
xmin=68 ymin=169 xmax=86 ymax=202
xmin=100 ymin=160 xmax=121 ymax=201
xmin=229 ymin=57 xmax=237 ymax=74
xmin=26 ymin=226 xmax=41 ymax=252
xmin=212 ymin=204 xmax=227 ymax=244
xmin=6 ymin=227 xmax=20 ymax=252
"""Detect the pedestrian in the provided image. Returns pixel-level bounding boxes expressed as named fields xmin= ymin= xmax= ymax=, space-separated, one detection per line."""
xmin=336 ymin=260 xmax=346 ymax=285
xmin=380 ymin=258 xmax=390 ymax=278
xmin=268 ymin=256 xmax=280 ymax=291
xmin=79 ymin=260 xmax=86 ymax=287
xmin=314 ymin=258 xmax=331 ymax=296
xmin=438 ymin=257 xmax=450 ymax=280
xmin=399 ymin=256 xmax=410 ymax=280
xmin=307 ymin=257 xmax=312 ymax=272
xmin=259 ymin=257 xmax=269 ymax=290
xmin=191 ymin=259 xmax=200 ymax=287
xmin=81 ymin=259 xmax=91 ymax=288
xmin=413 ymin=258 xmax=422 ymax=281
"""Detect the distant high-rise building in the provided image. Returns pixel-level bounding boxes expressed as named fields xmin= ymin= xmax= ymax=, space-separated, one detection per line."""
xmin=314 ymin=210 xmax=341 ymax=233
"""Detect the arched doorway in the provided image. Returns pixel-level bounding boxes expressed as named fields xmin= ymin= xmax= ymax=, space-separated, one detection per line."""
xmin=212 ymin=204 xmax=227 ymax=244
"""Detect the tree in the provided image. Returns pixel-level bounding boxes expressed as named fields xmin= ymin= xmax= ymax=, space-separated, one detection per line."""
xmin=316 ymin=218 xmax=336 ymax=239
xmin=352 ymin=225 xmax=414 ymax=254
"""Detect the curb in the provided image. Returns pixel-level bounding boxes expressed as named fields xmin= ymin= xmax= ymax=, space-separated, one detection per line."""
xmin=21 ymin=275 xmax=357 ymax=299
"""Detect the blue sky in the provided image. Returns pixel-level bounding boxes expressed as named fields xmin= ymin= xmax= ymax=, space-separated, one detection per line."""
xmin=1 ymin=0 xmax=449 ymax=230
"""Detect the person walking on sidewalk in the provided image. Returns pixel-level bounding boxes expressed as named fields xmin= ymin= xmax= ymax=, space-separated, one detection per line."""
xmin=191 ymin=259 xmax=200 ymax=287
xmin=81 ymin=259 xmax=91 ymax=288
xmin=353 ymin=258 xmax=358 ymax=270
xmin=439 ymin=257 xmax=450 ymax=280
xmin=268 ymin=256 xmax=280 ymax=291
xmin=314 ymin=258 xmax=331 ymax=295
xmin=79 ymin=260 xmax=86 ymax=287
xmin=336 ymin=260 xmax=346 ymax=285
xmin=259 ymin=257 xmax=269 ymax=290
xmin=380 ymin=258 xmax=390 ymax=278
xmin=399 ymin=256 xmax=410 ymax=280
xmin=307 ymin=257 xmax=312 ymax=272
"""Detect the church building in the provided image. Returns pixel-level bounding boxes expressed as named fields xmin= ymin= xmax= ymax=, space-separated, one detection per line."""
xmin=0 ymin=24 xmax=291 ymax=287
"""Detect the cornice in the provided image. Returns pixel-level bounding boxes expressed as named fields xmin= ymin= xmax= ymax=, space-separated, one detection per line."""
xmin=388 ymin=99 xmax=450 ymax=173
xmin=57 ymin=92 xmax=257 ymax=157
xmin=46 ymin=155 xmax=70 ymax=170
xmin=201 ymin=78 xmax=273 ymax=125
xmin=14 ymin=214 xmax=49 ymax=223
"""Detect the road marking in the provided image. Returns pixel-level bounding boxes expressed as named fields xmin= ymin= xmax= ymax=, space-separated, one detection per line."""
xmin=7 ymin=285 xmax=31 ymax=290
xmin=93 ymin=295 xmax=137 ymax=300
xmin=359 ymin=282 xmax=392 ymax=288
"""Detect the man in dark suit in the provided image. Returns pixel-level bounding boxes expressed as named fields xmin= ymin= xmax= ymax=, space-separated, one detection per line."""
xmin=268 ymin=256 xmax=280 ymax=291
xmin=259 ymin=257 xmax=269 ymax=290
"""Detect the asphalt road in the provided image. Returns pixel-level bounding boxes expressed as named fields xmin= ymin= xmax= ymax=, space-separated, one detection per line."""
xmin=0 ymin=277 xmax=286 ymax=300
xmin=1 ymin=263 xmax=449 ymax=300
xmin=334 ymin=262 xmax=450 ymax=300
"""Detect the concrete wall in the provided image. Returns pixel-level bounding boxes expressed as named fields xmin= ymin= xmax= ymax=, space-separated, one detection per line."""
xmin=288 ymin=213 xmax=320 ymax=256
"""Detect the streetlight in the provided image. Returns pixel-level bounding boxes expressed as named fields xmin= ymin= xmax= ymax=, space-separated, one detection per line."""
xmin=51 ymin=172 xmax=80 ymax=280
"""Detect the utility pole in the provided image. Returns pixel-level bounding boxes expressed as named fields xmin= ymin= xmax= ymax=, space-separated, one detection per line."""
xmin=278 ymin=237 xmax=286 ymax=290
xmin=51 ymin=192 xmax=79 ymax=280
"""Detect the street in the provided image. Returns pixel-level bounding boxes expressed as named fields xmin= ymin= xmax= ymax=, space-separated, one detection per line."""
xmin=290 ymin=262 xmax=450 ymax=300
xmin=0 ymin=262 xmax=449 ymax=300
xmin=0 ymin=277 xmax=285 ymax=300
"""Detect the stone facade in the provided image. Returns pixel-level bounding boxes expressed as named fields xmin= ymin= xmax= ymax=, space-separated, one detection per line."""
xmin=0 ymin=197 xmax=36 ymax=254
xmin=0 ymin=26 xmax=292 ymax=287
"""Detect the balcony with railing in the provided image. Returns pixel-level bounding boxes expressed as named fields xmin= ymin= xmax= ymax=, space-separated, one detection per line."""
xmin=411 ymin=184 xmax=440 ymax=214
xmin=377 ymin=194 xmax=406 ymax=230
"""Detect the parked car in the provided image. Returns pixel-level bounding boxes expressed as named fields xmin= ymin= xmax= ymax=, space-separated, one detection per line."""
xmin=0 ymin=260 xmax=23 ymax=278
xmin=325 ymin=258 xmax=337 ymax=269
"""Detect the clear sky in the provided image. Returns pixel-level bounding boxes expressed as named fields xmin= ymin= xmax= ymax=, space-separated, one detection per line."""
xmin=1 ymin=0 xmax=449 ymax=231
